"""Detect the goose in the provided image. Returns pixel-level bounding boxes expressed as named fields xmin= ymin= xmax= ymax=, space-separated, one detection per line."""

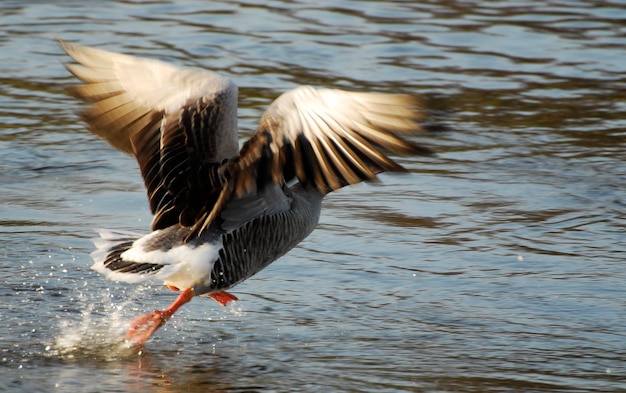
xmin=59 ymin=39 xmax=433 ymax=346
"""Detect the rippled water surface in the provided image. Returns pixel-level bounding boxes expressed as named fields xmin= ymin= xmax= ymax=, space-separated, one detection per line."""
xmin=1 ymin=1 xmax=625 ymax=392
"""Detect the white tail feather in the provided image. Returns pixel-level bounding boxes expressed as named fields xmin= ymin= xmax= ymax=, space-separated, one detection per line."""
xmin=90 ymin=229 xmax=151 ymax=284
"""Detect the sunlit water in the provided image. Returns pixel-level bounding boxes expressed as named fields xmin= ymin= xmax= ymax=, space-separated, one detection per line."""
xmin=1 ymin=0 xmax=625 ymax=392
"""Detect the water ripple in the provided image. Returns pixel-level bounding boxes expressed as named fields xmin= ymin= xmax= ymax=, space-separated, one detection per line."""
xmin=1 ymin=0 xmax=625 ymax=391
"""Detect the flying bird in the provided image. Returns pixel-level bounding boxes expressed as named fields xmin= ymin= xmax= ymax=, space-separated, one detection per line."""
xmin=59 ymin=39 xmax=432 ymax=346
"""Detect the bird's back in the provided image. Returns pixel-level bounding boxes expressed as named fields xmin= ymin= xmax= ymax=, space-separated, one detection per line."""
xmin=196 ymin=184 xmax=324 ymax=294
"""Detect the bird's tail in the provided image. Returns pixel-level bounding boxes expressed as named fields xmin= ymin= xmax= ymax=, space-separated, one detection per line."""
xmin=90 ymin=229 xmax=163 ymax=283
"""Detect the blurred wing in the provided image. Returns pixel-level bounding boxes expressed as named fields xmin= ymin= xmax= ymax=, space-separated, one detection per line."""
xmin=59 ymin=40 xmax=240 ymax=231
xmin=188 ymin=86 xmax=432 ymax=238
xmin=233 ymin=86 xmax=432 ymax=196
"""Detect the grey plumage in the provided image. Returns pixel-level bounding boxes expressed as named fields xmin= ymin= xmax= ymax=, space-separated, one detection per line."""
xmin=60 ymin=39 xmax=431 ymax=296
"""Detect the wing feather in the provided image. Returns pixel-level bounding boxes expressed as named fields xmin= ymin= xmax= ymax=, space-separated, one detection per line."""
xmin=229 ymin=86 xmax=432 ymax=197
xmin=59 ymin=40 xmax=239 ymax=233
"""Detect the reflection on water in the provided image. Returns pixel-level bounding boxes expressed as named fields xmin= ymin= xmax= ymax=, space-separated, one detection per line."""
xmin=1 ymin=0 xmax=625 ymax=391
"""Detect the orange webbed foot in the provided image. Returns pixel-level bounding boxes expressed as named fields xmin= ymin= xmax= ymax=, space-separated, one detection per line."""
xmin=126 ymin=310 xmax=169 ymax=347
xmin=125 ymin=288 xmax=195 ymax=347
xmin=209 ymin=291 xmax=238 ymax=307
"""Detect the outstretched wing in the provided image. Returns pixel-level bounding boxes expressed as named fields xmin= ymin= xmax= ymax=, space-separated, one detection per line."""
xmin=234 ymin=86 xmax=432 ymax=196
xmin=189 ymin=85 xmax=432 ymax=238
xmin=59 ymin=40 xmax=240 ymax=231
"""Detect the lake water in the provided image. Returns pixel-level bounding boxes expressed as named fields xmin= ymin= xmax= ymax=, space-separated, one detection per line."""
xmin=1 ymin=0 xmax=625 ymax=392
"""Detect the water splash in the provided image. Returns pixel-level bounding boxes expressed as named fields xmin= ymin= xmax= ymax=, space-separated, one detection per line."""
xmin=226 ymin=304 xmax=246 ymax=318
xmin=49 ymin=288 xmax=146 ymax=361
